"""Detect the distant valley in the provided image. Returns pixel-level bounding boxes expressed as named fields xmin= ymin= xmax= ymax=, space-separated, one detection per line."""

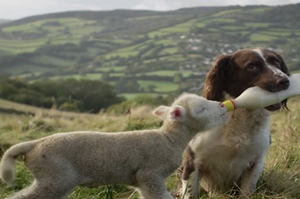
xmin=0 ymin=4 xmax=300 ymax=99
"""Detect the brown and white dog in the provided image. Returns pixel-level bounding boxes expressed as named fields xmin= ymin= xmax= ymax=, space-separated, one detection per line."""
xmin=178 ymin=48 xmax=290 ymax=198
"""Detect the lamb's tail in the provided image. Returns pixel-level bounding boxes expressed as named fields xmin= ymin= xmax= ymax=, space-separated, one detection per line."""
xmin=0 ymin=141 xmax=36 ymax=185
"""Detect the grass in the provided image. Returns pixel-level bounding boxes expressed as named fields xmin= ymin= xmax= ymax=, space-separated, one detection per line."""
xmin=2 ymin=18 xmax=96 ymax=33
xmin=95 ymin=66 xmax=126 ymax=72
xmin=119 ymin=93 xmax=167 ymax=100
xmin=49 ymin=73 xmax=102 ymax=81
xmin=1 ymin=96 xmax=300 ymax=198
xmin=245 ymin=22 xmax=270 ymax=28
xmin=250 ymin=33 xmax=278 ymax=42
xmin=159 ymin=47 xmax=178 ymax=55
xmin=137 ymin=80 xmax=179 ymax=92
xmin=105 ymin=46 xmax=140 ymax=59
xmin=0 ymin=39 xmax=47 ymax=54
xmin=135 ymin=70 xmax=193 ymax=77
xmin=3 ymin=64 xmax=52 ymax=75
xmin=221 ymin=25 xmax=248 ymax=31
xmin=211 ymin=9 xmax=242 ymax=17
xmin=30 ymin=55 xmax=74 ymax=67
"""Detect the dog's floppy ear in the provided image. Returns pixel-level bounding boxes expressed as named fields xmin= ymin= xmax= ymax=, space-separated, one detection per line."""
xmin=153 ymin=105 xmax=170 ymax=120
xmin=204 ymin=54 xmax=232 ymax=101
xmin=274 ymin=52 xmax=290 ymax=76
xmin=273 ymin=52 xmax=290 ymax=110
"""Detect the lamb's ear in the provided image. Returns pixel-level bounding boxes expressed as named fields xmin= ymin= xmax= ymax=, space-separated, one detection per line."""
xmin=153 ymin=105 xmax=170 ymax=120
xmin=169 ymin=105 xmax=186 ymax=122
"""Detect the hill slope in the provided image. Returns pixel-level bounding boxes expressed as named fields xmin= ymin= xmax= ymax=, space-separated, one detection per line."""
xmin=0 ymin=4 xmax=300 ymax=98
xmin=1 ymin=96 xmax=300 ymax=198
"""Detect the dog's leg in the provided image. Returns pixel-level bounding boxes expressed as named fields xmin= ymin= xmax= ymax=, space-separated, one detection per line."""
xmin=136 ymin=171 xmax=173 ymax=199
xmin=177 ymin=149 xmax=196 ymax=199
xmin=179 ymin=168 xmax=203 ymax=199
xmin=239 ymin=158 xmax=265 ymax=198
xmin=191 ymin=168 xmax=202 ymax=199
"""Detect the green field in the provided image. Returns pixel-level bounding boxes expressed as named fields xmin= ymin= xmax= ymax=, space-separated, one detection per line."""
xmin=136 ymin=70 xmax=193 ymax=77
xmin=1 ymin=4 xmax=300 ymax=98
xmin=1 ymin=96 xmax=300 ymax=198
xmin=137 ymin=80 xmax=178 ymax=92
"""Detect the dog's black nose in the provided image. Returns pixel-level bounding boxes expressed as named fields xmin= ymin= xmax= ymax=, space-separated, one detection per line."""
xmin=277 ymin=77 xmax=290 ymax=89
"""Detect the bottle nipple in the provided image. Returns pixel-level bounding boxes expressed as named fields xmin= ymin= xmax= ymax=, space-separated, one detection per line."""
xmin=222 ymin=100 xmax=236 ymax=111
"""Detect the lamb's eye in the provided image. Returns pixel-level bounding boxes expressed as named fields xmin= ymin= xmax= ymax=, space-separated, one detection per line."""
xmin=247 ymin=64 xmax=257 ymax=71
xmin=197 ymin=108 xmax=206 ymax=114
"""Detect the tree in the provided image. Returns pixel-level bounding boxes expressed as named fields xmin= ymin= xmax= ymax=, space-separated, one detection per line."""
xmin=173 ymin=73 xmax=183 ymax=84
xmin=102 ymin=72 xmax=111 ymax=81
xmin=147 ymin=85 xmax=156 ymax=92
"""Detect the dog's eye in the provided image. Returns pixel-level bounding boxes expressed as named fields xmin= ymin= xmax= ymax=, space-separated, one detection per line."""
xmin=247 ymin=64 xmax=258 ymax=71
xmin=274 ymin=60 xmax=280 ymax=68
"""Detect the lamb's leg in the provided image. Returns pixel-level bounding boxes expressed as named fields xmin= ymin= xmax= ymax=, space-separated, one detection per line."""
xmin=239 ymin=158 xmax=265 ymax=198
xmin=136 ymin=172 xmax=173 ymax=199
xmin=5 ymin=179 xmax=77 ymax=199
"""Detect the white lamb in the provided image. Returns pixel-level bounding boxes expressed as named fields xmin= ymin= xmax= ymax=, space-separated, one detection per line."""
xmin=0 ymin=93 xmax=228 ymax=199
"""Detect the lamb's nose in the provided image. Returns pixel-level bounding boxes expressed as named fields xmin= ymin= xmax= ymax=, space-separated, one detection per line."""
xmin=277 ymin=77 xmax=290 ymax=90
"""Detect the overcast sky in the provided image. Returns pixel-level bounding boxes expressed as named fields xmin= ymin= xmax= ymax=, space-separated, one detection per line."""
xmin=0 ymin=0 xmax=300 ymax=20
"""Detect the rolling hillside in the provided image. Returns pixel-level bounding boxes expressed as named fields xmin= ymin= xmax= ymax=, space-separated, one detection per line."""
xmin=0 ymin=4 xmax=300 ymax=99
xmin=0 ymin=19 xmax=10 ymax=25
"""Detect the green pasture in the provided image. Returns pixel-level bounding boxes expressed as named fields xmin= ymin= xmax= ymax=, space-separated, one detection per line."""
xmin=244 ymin=22 xmax=270 ymax=28
xmin=109 ymin=73 xmax=123 ymax=77
xmin=0 ymin=39 xmax=47 ymax=54
xmin=261 ymin=30 xmax=300 ymax=37
xmin=204 ymin=17 xmax=236 ymax=24
xmin=2 ymin=18 xmax=95 ymax=33
xmin=30 ymin=55 xmax=74 ymax=67
xmin=160 ymin=26 xmax=189 ymax=34
xmin=154 ymin=39 xmax=175 ymax=46
xmin=194 ymin=22 xmax=206 ymax=27
xmin=95 ymin=66 xmax=126 ymax=72
xmin=147 ymin=18 xmax=198 ymax=38
xmin=211 ymin=9 xmax=242 ymax=17
xmin=159 ymin=47 xmax=178 ymax=55
xmin=250 ymin=7 xmax=272 ymax=13
xmin=3 ymin=64 xmax=52 ymax=75
xmin=159 ymin=54 xmax=186 ymax=62
xmin=50 ymin=73 xmax=102 ymax=81
xmin=0 ymin=46 xmax=37 ymax=54
xmin=126 ymin=15 xmax=163 ymax=21
xmin=15 ymin=72 xmax=43 ymax=79
xmin=0 ymin=98 xmax=41 ymax=114
xmin=69 ymin=25 xmax=103 ymax=36
xmin=148 ymin=30 xmax=170 ymax=38
xmin=108 ymin=38 xmax=132 ymax=45
xmin=221 ymin=26 xmax=248 ymax=31
xmin=137 ymin=80 xmax=178 ymax=92
xmin=250 ymin=33 xmax=278 ymax=42
xmin=105 ymin=49 xmax=139 ymax=59
xmin=118 ymin=92 xmax=166 ymax=100
xmin=135 ymin=70 xmax=193 ymax=77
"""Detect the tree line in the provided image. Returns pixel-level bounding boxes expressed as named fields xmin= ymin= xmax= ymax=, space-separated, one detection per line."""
xmin=0 ymin=78 xmax=124 ymax=113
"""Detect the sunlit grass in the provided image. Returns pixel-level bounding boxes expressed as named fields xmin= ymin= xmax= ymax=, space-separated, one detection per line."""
xmin=1 ymin=96 xmax=300 ymax=198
